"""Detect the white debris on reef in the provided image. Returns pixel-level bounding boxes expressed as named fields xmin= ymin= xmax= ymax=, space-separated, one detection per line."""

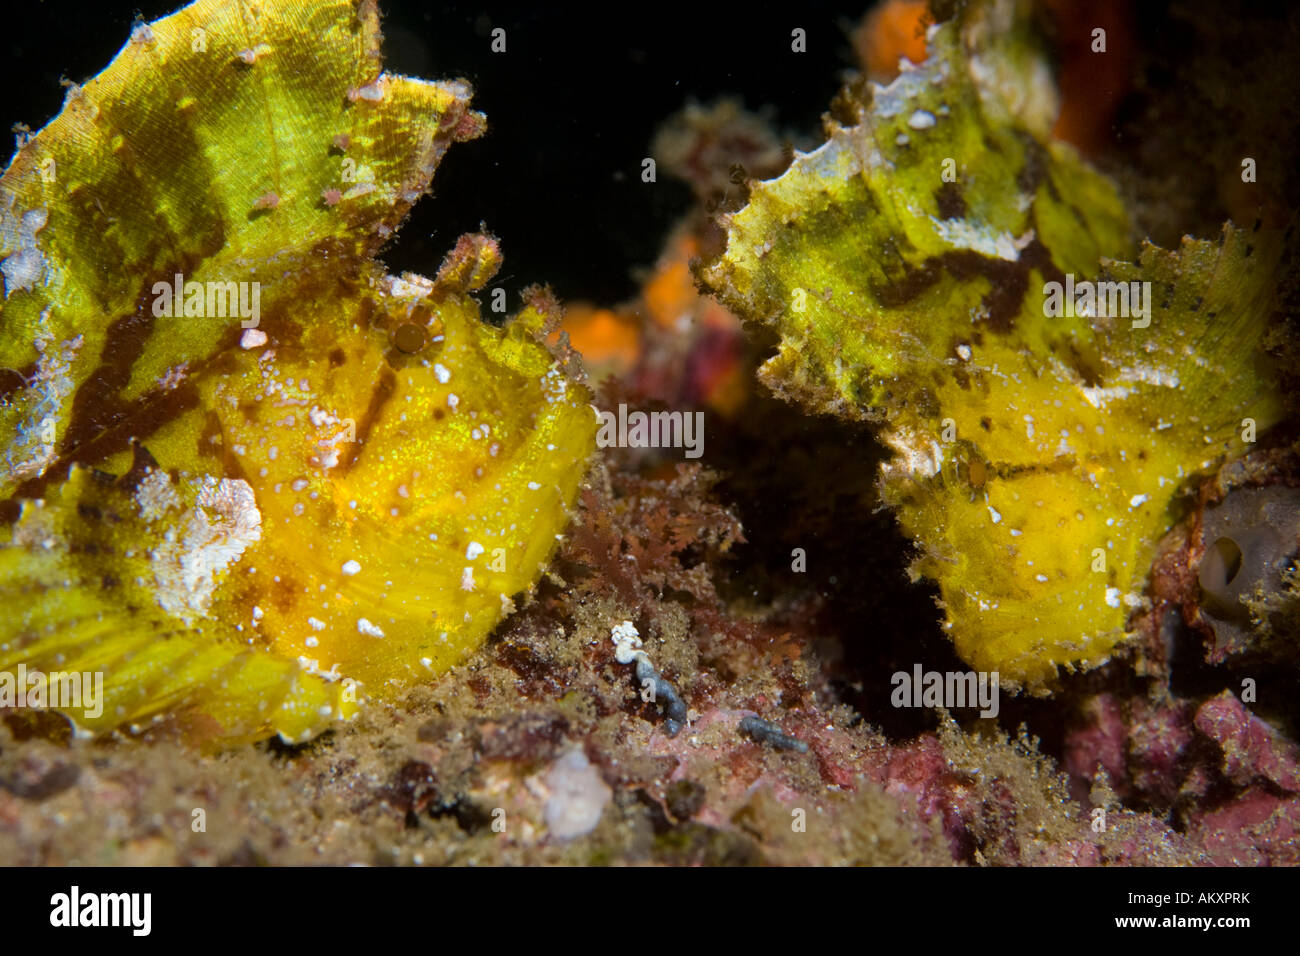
xmin=542 ymin=748 xmax=611 ymax=840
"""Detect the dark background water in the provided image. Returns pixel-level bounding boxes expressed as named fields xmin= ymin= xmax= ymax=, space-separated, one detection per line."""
xmin=1 ymin=0 xmax=866 ymax=304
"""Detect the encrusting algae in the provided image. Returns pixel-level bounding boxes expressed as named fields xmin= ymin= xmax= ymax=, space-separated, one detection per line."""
xmin=699 ymin=0 xmax=1288 ymax=689
xmin=0 ymin=0 xmax=596 ymax=745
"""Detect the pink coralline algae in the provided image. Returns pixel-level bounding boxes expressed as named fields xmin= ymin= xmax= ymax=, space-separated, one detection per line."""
xmin=1061 ymin=687 xmax=1300 ymax=865
xmin=1194 ymin=691 xmax=1300 ymax=791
